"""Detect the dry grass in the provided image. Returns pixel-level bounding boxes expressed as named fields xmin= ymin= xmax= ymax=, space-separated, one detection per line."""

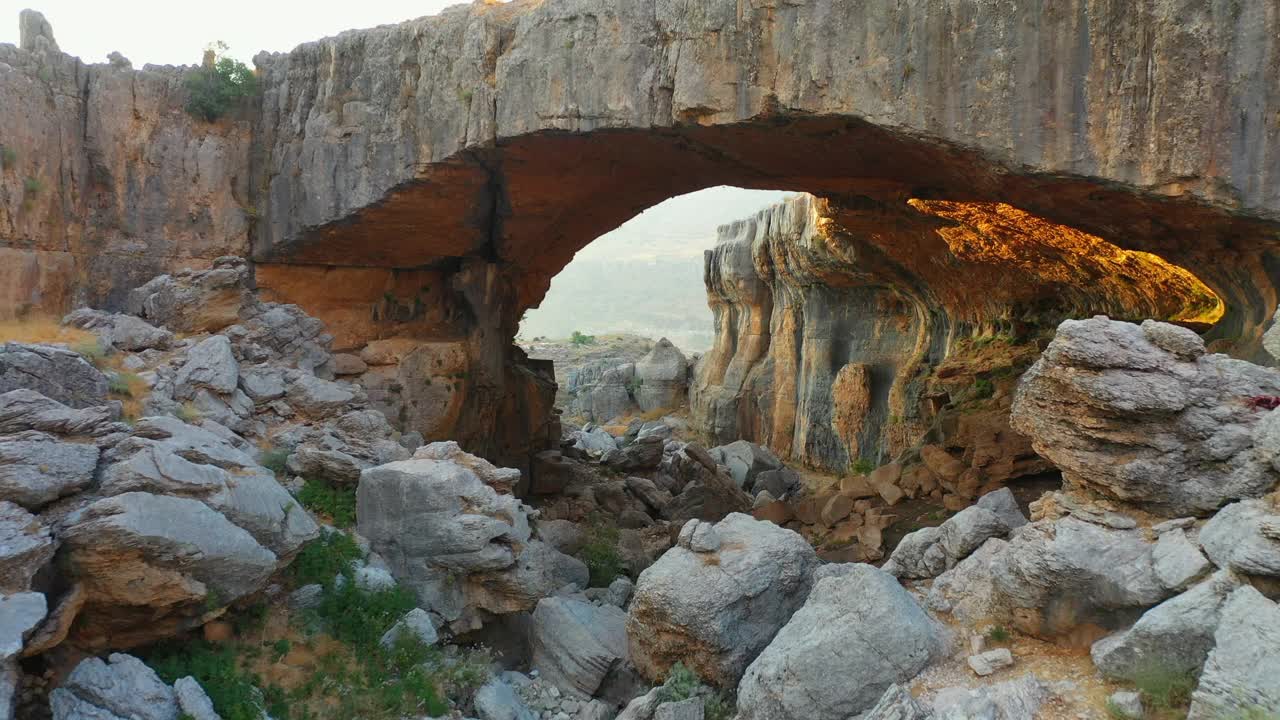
xmin=0 ymin=316 xmax=97 ymax=347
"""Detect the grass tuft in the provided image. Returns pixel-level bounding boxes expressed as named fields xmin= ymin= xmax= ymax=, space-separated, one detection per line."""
xmin=579 ymin=518 xmax=624 ymax=588
xmin=296 ymin=479 xmax=357 ymax=529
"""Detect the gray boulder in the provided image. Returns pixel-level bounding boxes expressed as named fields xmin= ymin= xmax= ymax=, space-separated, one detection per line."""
xmin=1011 ymin=317 xmax=1280 ymax=516
xmin=572 ymin=427 xmax=619 ymax=456
xmin=604 ymin=435 xmax=664 ymax=472
xmin=931 ymin=674 xmax=1051 ymax=720
xmin=1091 ymin=570 xmax=1241 ymax=682
xmin=58 ymin=493 xmax=280 ymax=647
xmin=0 ymin=591 xmax=45 ymax=660
xmin=708 ymin=440 xmax=782 ymax=492
xmin=0 ymin=431 xmax=99 ymax=510
xmin=49 ymin=653 xmax=178 ymax=720
xmin=987 ymin=516 xmax=1170 ymax=638
xmin=531 ymin=595 xmax=629 ymax=698
xmin=886 ymin=488 xmax=1026 ymax=579
xmin=379 ymin=607 xmax=438 ymax=650
xmin=474 ymin=677 xmax=536 ymax=720
xmin=863 ymin=684 xmax=930 ymax=720
xmin=1199 ymin=498 xmax=1280 ymax=577
xmin=736 ymin=564 xmax=946 ymax=720
xmin=0 ymin=389 xmax=118 ymax=437
xmin=1187 ymin=586 xmax=1280 ymax=720
xmin=634 ymin=339 xmax=688 ymax=413
xmin=62 ymin=309 xmax=174 ymax=351
xmin=0 ymin=343 xmax=109 ymax=408
xmin=1151 ymin=528 xmax=1212 ymax=591
xmin=285 ymin=373 xmax=358 ymax=417
xmin=0 ymin=502 xmax=55 ymax=594
xmin=173 ymin=336 xmax=239 ymax=399
xmin=627 ymin=513 xmax=819 ymax=687
xmin=926 ymin=538 xmax=1008 ymax=624
xmin=173 ymin=677 xmax=220 ymax=720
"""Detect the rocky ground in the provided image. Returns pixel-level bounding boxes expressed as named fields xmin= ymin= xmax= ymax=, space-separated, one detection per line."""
xmin=2 ymin=258 xmax=1280 ymax=720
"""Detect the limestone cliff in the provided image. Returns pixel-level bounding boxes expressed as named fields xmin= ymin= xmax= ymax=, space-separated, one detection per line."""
xmin=692 ymin=193 xmax=1223 ymax=472
xmin=0 ymin=15 xmax=250 ymax=317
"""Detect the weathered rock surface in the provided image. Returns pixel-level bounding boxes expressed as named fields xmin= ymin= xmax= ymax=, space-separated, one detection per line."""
xmin=0 ymin=502 xmax=55 ymax=594
xmin=1091 ymin=570 xmax=1241 ymax=682
xmin=736 ymin=564 xmax=946 ymax=720
xmin=530 ymin=595 xmax=629 ymax=699
xmin=0 ymin=344 xmax=109 ymax=409
xmin=1187 ymin=586 xmax=1280 ymax=720
xmin=885 ymin=488 xmax=1026 ymax=579
xmin=1012 ymin=318 xmax=1280 ymax=516
xmin=1199 ymin=497 xmax=1280 ymax=577
xmin=62 ymin=309 xmax=174 ymax=352
xmin=634 ymin=339 xmax=687 ymax=413
xmin=49 ymin=653 xmax=178 ymax=720
xmin=626 ymin=514 xmax=817 ymax=687
xmin=0 ymin=431 xmax=100 ymax=510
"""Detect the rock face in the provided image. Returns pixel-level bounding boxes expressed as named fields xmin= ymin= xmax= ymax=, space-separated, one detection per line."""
xmin=736 ymin=564 xmax=947 ymax=720
xmin=626 ymin=514 xmax=818 ymax=687
xmin=1013 ymin=317 xmax=1280 ymax=516
xmin=530 ymin=595 xmax=629 ymax=699
xmin=8 ymin=1 xmax=1280 ymax=472
xmin=1187 ymin=586 xmax=1280 ymax=720
xmin=885 ymin=488 xmax=1027 ymax=579
xmin=49 ymin=653 xmax=178 ymax=720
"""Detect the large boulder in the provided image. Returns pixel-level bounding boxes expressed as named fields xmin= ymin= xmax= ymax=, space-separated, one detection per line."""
xmin=736 ymin=564 xmax=947 ymax=720
xmin=885 ymin=488 xmax=1026 ymax=579
xmin=634 ymin=339 xmax=687 ymax=413
xmin=708 ymin=440 xmax=782 ymax=492
xmin=662 ymin=446 xmax=752 ymax=524
xmin=173 ymin=335 xmax=238 ymax=399
xmin=0 ymin=431 xmax=100 ymax=510
xmin=126 ymin=257 xmax=250 ymax=334
xmin=1187 ymin=586 xmax=1280 ymax=720
xmin=62 ymin=309 xmax=174 ymax=352
xmin=0 ymin=592 xmax=45 ymax=661
xmin=986 ymin=516 xmax=1172 ymax=638
xmin=1199 ymin=496 xmax=1280 ymax=577
xmin=1091 ymin=570 xmax=1242 ymax=682
xmin=0 ymin=343 xmax=109 ymax=409
xmin=57 ymin=492 xmax=281 ymax=649
xmin=1011 ymin=317 xmax=1280 ymax=516
xmin=0 ymin=389 xmax=119 ymax=437
xmin=358 ymin=444 xmax=582 ymax=629
xmin=0 ymin=502 xmax=56 ymax=594
xmin=49 ymin=653 xmax=178 ymax=720
xmin=626 ymin=513 xmax=818 ymax=687
xmin=530 ymin=595 xmax=630 ymax=699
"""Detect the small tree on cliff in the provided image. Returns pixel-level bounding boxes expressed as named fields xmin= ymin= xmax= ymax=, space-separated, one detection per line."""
xmin=570 ymin=330 xmax=596 ymax=346
xmin=184 ymin=42 xmax=259 ymax=122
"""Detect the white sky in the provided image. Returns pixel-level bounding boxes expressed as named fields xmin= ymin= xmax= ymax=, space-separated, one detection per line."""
xmin=0 ymin=1 xmax=467 ymax=65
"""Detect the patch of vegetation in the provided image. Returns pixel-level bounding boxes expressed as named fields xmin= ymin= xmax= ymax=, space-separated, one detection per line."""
xmin=570 ymin=330 xmax=596 ymax=346
xmin=0 ymin=145 xmax=16 ymax=170
xmin=296 ymin=479 xmax=358 ymax=529
xmin=578 ymin=518 xmax=624 ymax=588
xmin=0 ymin=316 xmax=98 ymax=346
xmin=73 ymin=339 xmax=108 ymax=368
xmin=23 ymin=176 xmax=43 ymax=195
xmin=1131 ymin=663 xmax=1195 ymax=716
xmin=149 ymin=640 xmax=281 ymax=720
xmin=176 ymin=401 xmax=203 ymax=423
xmin=184 ymin=42 xmax=260 ymax=121
xmin=984 ymin=624 xmax=1010 ymax=644
xmin=258 ymin=447 xmax=290 ymax=475
xmin=108 ymin=371 xmax=143 ymax=396
xmin=290 ymin=531 xmax=364 ymax=587
xmin=972 ymin=377 xmax=994 ymax=400
xmin=849 ymin=457 xmax=876 ymax=475
xmin=657 ymin=662 xmax=735 ymax=720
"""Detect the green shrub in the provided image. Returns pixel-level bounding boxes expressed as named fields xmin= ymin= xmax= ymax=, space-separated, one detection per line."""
xmin=849 ymin=457 xmax=875 ymax=475
xmin=579 ymin=519 xmax=624 ymax=588
xmin=290 ymin=531 xmax=363 ymax=587
xmin=984 ymin=624 xmax=1010 ymax=644
xmin=1132 ymin=662 xmax=1196 ymax=713
xmin=23 ymin=176 xmax=42 ymax=195
xmin=0 ymin=146 xmax=16 ymax=170
xmin=184 ymin=42 xmax=259 ymax=121
xmin=973 ymin=377 xmax=994 ymax=400
xmin=259 ymin=447 xmax=290 ymax=475
xmin=570 ymin=330 xmax=596 ymax=346
xmin=148 ymin=640 xmax=279 ymax=720
xmin=73 ymin=339 xmax=108 ymax=367
xmin=296 ymin=479 xmax=357 ymax=528
xmin=658 ymin=662 xmax=700 ymax=703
